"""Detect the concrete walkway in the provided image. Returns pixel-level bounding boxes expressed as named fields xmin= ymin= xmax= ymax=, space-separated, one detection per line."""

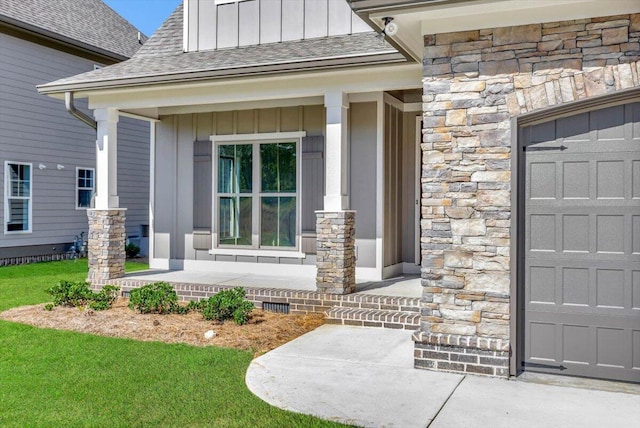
xmin=246 ymin=325 xmax=640 ymax=428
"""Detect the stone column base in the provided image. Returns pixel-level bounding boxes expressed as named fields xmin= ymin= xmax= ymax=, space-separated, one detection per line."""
xmin=316 ymin=211 xmax=356 ymax=294
xmin=87 ymin=209 xmax=126 ymax=282
xmin=413 ymin=331 xmax=510 ymax=377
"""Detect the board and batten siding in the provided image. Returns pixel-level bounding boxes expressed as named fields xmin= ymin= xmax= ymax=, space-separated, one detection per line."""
xmin=186 ymin=0 xmax=372 ymax=51
xmin=383 ymin=103 xmax=419 ymax=268
xmin=0 ymin=32 xmax=149 ymax=251
xmin=156 ymin=105 xmax=325 ymax=264
xmin=155 ymin=102 xmax=381 ymax=269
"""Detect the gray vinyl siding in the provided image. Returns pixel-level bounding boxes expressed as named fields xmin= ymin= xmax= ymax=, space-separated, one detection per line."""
xmin=186 ymin=0 xmax=372 ymax=51
xmin=0 ymin=32 xmax=149 ymax=249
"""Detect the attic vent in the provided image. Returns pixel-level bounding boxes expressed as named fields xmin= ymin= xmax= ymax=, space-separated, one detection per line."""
xmin=262 ymin=301 xmax=290 ymax=314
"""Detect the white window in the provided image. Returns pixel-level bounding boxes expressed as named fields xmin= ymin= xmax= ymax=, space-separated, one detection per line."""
xmin=76 ymin=167 xmax=95 ymax=209
xmin=4 ymin=162 xmax=32 ymax=233
xmin=212 ymin=132 xmax=304 ymax=252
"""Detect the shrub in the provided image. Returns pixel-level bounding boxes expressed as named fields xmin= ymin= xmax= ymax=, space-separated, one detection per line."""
xmin=46 ymin=281 xmax=120 ymax=311
xmin=128 ymin=282 xmax=181 ymax=314
xmin=46 ymin=280 xmax=93 ymax=307
xmin=89 ymin=285 xmax=121 ymax=311
xmin=125 ymin=243 xmax=140 ymax=258
xmin=199 ymin=287 xmax=254 ymax=325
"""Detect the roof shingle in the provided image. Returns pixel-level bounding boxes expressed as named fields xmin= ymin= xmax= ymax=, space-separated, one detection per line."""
xmin=0 ymin=0 xmax=147 ymax=59
xmin=38 ymin=3 xmax=406 ymax=93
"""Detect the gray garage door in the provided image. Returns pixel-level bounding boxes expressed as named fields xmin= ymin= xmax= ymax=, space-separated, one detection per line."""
xmin=522 ymin=101 xmax=640 ymax=383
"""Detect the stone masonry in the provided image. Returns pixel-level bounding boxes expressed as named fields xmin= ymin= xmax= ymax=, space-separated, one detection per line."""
xmin=87 ymin=209 xmax=126 ymax=281
xmin=316 ymin=211 xmax=356 ymax=294
xmin=416 ymin=14 xmax=640 ymax=376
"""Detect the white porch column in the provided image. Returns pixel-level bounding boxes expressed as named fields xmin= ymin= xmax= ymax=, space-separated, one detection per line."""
xmin=88 ymin=108 xmax=126 ymax=282
xmin=317 ymin=92 xmax=356 ymax=294
xmin=94 ymin=108 xmax=119 ymax=209
xmin=324 ymin=92 xmax=349 ymax=211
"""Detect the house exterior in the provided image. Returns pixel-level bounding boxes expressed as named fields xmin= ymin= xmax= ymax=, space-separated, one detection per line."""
xmin=39 ymin=0 xmax=639 ymax=384
xmin=0 ymin=0 xmax=150 ymax=263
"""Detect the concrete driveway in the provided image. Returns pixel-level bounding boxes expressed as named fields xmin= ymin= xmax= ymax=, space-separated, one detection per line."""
xmin=246 ymin=325 xmax=640 ymax=428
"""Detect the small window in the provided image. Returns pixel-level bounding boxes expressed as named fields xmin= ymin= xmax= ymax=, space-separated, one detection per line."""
xmin=4 ymin=162 xmax=32 ymax=233
xmin=76 ymin=167 xmax=95 ymax=209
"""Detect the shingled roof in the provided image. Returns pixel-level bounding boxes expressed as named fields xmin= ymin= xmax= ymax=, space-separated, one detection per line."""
xmin=38 ymin=3 xmax=407 ymax=94
xmin=0 ymin=0 xmax=147 ymax=60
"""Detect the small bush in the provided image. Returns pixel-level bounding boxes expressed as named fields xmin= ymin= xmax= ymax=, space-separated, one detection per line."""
xmin=44 ymin=303 xmax=54 ymax=311
xmin=89 ymin=285 xmax=121 ymax=311
xmin=46 ymin=281 xmax=120 ymax=311
xmin=46 ymin=280 xmax=93 ymax=307
xmin=199 ymin=287 xmax=254 ymax=325
xmin=125 ymin=243 xmax=140 ymax=259
xmin=128 ymin=282 xmax=181 ymax=314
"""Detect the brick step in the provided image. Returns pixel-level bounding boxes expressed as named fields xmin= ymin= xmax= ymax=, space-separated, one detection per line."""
xmin=326 ymin=307 xmax=420 ymax=330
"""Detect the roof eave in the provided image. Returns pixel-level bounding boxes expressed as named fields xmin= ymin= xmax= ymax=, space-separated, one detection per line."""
xmin=0 ymin=14 xmax=129 ymax=62
xmin=37 ymin=51 xmax=409 ymax=96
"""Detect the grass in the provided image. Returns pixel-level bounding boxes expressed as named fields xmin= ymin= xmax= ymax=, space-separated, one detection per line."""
xmin=0 ymin=260 xmax=347 ymax=427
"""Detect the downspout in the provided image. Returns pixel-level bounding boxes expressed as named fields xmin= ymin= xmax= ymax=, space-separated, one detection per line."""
xmin=65 ymin=92 xmax=97 ymax=130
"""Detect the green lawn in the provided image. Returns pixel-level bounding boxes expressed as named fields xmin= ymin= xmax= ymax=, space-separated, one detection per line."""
xmin=0 ymin=261 xmax=347 ymax=427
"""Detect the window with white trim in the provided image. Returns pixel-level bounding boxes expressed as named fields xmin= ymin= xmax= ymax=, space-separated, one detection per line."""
xmin=76 ymin=167 xmax=95 ymax=209
xmin=214 ymin=136 xmax=300 ymax=250
xmin=5 ymin=162 xmax=32 ymax=233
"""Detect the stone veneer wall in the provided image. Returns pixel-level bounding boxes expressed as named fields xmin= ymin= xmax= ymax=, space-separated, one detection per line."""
xmin=316 ymin=211 xmax=356 ymax=294
xmin=416 ymin=14 xmax=640 ymax=376
xmin=87 ymin=209 xmax=126 ymax=281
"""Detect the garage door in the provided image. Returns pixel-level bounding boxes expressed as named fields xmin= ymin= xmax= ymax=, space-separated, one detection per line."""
xmin=522 ymin=101 xmax=640 ymax=383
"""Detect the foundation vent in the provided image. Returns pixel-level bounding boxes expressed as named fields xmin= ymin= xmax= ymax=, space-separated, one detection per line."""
xmin=262 ymin=301 xmax=290 ymax=314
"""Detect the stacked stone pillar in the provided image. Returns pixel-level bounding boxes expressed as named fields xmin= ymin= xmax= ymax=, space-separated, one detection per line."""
xmin=88 ymin=209 xmax=126 ymax=282
xmin=316 ymin=211 xmax=356 ymax=294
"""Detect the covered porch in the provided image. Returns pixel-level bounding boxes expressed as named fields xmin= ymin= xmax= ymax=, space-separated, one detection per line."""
xmin=82 ymin=62 xmax=423 ymax=295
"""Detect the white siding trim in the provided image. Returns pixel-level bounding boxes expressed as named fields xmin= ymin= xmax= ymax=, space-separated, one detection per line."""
xmin=210 ymin=131 xmax=306 ymax=143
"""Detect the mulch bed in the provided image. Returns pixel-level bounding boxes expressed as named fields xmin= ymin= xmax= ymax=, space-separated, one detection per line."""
xmin=1 ymin=298 xmax=325 ymax=356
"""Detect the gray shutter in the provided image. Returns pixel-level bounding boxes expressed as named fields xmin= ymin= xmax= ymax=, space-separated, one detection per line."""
xmin=193 ymin=140 xmax=212 ymax=250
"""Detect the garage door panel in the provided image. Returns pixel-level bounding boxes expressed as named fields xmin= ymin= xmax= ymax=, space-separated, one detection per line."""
xmin=563 ymin=324 xmax=590 ymax=364
xmin=633 ymin=271 xmax=640 ymax=309
xmin=563 ymin=161 xmax=590 ymax=198
xmin=592 ymin=104 xmax=626 ymax=141
xmin=522 ymin=101 xmax=640 ymax=383
xmin=596 ymin=160 xmax=625 ymax=198
xmin=563 ymin=267 xmax=590 ymax=306
xmin=633 ymin=161 xmax=640 ymax=197
xmin=596 ymin=215 xmax=624 ymax=253
xmin=633 ymin=331 xmax=640 ymax=369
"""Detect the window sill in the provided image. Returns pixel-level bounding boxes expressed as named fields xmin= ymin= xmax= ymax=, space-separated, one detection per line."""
xmin=209 ymin=248 xmax=307 ymax=259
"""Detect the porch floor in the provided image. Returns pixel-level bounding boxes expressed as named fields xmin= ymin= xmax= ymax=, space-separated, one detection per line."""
xmin=123 ymin=269 xmax=421 ymax=298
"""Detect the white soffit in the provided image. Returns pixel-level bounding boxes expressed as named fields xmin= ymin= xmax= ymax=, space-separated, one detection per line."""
xmin=370 ymin=0 xmax=640 ymax=58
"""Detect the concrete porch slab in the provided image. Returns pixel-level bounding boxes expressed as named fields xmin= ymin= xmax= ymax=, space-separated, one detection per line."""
xmin=123 ymin=270 xmax=421 ymax=298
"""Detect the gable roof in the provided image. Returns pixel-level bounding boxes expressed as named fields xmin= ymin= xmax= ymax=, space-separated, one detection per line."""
xmin=38 ymin=3 xmax=406 ymax=94
xmin=0 ymin=0 xmax=147 ymax=60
